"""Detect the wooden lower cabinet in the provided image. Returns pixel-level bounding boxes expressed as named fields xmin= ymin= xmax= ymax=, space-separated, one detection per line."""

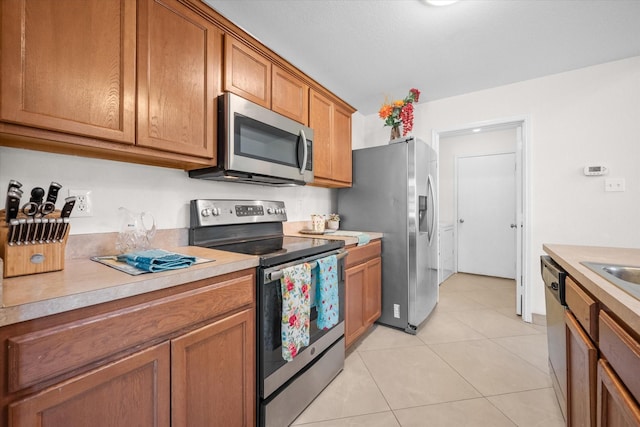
xmin=345 ymin=241 xmax=382 ymax=347
xmin=597 ymin=360 xmax=640 ymax=426
xmin=0 ymin=270 xmax=256 ymax=426
xmin=566 ymin=310 xmax=597 ymax=427
xmin=172 ymin=308 xmax=255 ymax=427
xmin=9 ymin=342 xmax=171 ymax=426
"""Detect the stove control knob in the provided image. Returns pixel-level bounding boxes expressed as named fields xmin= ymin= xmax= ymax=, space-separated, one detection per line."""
xmin=201 ymin=208 xmax=212 ymax=217
xmin=212 ymin=208 xmax=220 ymax=216
xmin=281 ymin=208 xmax=286 ymax=215
xmin=267 ymin=208 xmax=274 ymax=215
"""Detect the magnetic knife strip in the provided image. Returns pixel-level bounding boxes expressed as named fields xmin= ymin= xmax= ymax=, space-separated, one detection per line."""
xmin=3 ymin=213 xmax=70 ymax=246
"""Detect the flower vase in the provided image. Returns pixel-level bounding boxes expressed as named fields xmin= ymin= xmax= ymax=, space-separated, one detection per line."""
xmin=390 ymin=125 xmax=401 ymax=141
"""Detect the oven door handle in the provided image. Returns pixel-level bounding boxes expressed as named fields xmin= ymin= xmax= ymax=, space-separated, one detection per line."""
xmin=264 ymin=249 xmax=348 ymax=282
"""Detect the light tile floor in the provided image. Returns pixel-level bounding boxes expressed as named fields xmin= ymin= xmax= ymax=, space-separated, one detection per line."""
xmin=292 ymin=273 xmax=565 ymax=426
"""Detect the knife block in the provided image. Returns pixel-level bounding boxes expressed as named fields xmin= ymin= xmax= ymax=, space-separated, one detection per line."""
xmin=0 ymin=210 xmax=70 ymax=278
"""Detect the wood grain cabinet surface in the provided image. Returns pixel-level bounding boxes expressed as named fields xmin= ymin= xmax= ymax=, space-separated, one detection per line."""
xmin=0 ymin=269 xmax=256 ymax=426
xmin=271 ymin=65 xmax=309 ymax=125
xmin=0 ymin=0 xmax=137 ymax=143
xmin=137 ymin=0 xmax=221 ymax=160
xmin=309 ymin=89 xmax=353 ymax=188
xmin=224 ymin=36 xmax=272 ymax=108
xmin=566 ymin=310 xmax=597 ymax=427
xmin=0 ymin=0 xmax=221 ymax=169
xmin=562 ymin=272 xmax=640 ymax=427
xmin=345 ymin=241 xmax=382 ymax=347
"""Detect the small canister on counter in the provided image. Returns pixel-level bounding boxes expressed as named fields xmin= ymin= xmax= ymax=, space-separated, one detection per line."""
xmin=310 ymin=214 xmax=325 ymax=233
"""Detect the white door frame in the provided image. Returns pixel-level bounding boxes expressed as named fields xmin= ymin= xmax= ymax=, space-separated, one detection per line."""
xmin=432 ymin=115 xmax=532 ymax=322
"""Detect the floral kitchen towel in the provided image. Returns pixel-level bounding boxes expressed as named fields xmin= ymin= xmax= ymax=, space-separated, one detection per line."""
xmin=280 ymin=263 xmax=312 ymax=361
xmin=316 ymin=255 xmax=339 ymax=330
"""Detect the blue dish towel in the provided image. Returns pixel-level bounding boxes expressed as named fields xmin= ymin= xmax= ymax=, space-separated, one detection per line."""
xmin=117 ymin=249 xmax=197 ymax=272
xmin=316 ymin=255 xmax=339 ymax=330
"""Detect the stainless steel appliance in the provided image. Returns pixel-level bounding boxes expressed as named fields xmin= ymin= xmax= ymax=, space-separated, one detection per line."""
xmin=541 ymin=255 xmax=568 ymax=420
xmin=189 ymin=199 xmax=346 ymax=427
xmin=189 ymin=93 xmax=314 ymax=186
xmin=337 ymin=137 xmax=438 ymax=333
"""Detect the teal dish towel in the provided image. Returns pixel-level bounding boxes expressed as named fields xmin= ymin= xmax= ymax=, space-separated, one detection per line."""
xmin=117 ymin=249 xmax=197 ymax=272
xmin=315 ymin=255 xmax=339 ymax=330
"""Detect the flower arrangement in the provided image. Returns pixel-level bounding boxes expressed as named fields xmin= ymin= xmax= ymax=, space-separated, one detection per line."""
xmin=378 ymin=88 xmax=421 ymax=137
xmin=328 ymin=213 xmax=340 ymax=222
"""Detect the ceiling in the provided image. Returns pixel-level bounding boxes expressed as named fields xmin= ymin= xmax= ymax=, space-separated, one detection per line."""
xmin=204 ymin=0 xmax=640 ymax=115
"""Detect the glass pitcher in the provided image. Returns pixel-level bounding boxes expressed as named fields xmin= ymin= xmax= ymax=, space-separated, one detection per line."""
xmin=115 ymin=207 xmax=157 ymax=253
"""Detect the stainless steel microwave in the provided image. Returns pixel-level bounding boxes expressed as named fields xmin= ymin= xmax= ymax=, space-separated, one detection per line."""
xmin=189 ymin=92 xmax=313 ymax=186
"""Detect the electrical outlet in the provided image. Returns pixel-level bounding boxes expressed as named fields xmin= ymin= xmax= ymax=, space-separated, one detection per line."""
xmin=68 ymin=189 xmax=93 ymax=217
xmin=393 ymin=304 xmax=400 ymax=319
xmin=604 ymin=178 xmax=625 ymax=192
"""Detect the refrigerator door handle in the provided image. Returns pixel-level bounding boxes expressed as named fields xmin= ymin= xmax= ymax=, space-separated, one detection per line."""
xmin=427 ymin=174 xmax=435 ymax=246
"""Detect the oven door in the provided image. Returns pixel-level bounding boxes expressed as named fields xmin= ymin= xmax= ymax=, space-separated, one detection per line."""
xmin=223 ymin=92 xmax=314 ymax=183
xmin=259 ymin=250 xmax=346 ymax=399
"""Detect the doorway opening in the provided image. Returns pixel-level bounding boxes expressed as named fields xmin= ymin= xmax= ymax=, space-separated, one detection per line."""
xmin=433 ymin=117 xmax=530 ymax=322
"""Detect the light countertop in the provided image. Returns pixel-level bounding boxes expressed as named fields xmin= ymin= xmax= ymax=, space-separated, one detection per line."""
xmin=0 ymin=246 xmax=258 ymax=327
xmin=0 ymin=224 xmax=384 ymax=328
xmin=543 ymin=244 xmax=640 ymax=333
xmin=283 ymin=221 xmax=383 ymax=245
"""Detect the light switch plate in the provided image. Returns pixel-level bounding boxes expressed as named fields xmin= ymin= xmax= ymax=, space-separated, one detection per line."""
xmin=605 ymin=178 xmax=625 ymax=192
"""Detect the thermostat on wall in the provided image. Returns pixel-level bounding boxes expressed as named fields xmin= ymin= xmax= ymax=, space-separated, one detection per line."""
xmin=583 ymin=166 xmax=608 ymax=176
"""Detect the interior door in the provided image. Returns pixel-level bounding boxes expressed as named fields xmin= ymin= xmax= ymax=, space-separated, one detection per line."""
xmin=457 ymin=153 xmax=516 ymax=278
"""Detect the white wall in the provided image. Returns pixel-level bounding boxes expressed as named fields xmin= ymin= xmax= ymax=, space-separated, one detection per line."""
xmin=361 ymin=56 xmax=640 ymax=316
xmin=0 ymin=147 xmax=336 ymax=235
xmin=439 ymin=128 xmax=517 ymax=225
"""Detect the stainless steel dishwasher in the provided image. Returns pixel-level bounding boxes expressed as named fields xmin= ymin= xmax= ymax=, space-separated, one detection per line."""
xmin=541 ymin=255 xmax=568 ymax=420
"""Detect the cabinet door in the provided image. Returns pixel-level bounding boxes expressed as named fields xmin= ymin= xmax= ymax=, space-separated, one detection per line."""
xmin=345 ymin=263 xmax=367 ymax=347
xmin=566 ymin=310 xmax=597 ymax=427
xmin=0 ymin=0 xmax=136 ymax=143
xmin=309 ymin=89 xmax=333 ymax=181
xmin=172 ymin=308 xmax=255 ymax=427
xmin=9 ymin=343 xmax=170 ymax=427
xmin=597 ymin=360 xmax=640 ymax=427
xmin=224 ymin=36 xmax=271 ymax=108
xmin=364 ymin=258 xmax=382 ymax=325
xmin=272 ymin=65 xmax=309 ymax=125
xmin=137 ymin=0 xmax=221 ymax=159
xmin=332 ymin=103 xmax=353 ymax=186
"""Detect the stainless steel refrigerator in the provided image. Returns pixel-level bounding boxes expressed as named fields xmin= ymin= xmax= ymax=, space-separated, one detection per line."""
xmin=338 ymin=137 xmax=438 ymax=333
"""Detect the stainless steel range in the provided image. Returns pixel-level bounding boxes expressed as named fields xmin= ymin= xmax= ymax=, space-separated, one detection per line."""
xmin=189 ymin=199 xmax=346 ymax=427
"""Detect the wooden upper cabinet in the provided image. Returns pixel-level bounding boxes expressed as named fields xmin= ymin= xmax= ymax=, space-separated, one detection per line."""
xmin=137 ymin=0 xmax=221 ymax=159
xmin=224 ymin=36 xmax=271 ymax=108
xmin=272 ymin=65 xmax=309 ymax=125
xmin=309 ymin=90 xmax=333 ymax=181
xmin=0 ymin=0 xmax=136 ymax=144
xmin=309 ymin=89 xmax=353 ymax=187
xmin=333 ymin=104 xmax=353 ymax=184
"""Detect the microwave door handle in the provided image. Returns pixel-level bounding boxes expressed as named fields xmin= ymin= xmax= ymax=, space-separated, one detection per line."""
xmin=299 ymin=129 xmax=308 ymax=175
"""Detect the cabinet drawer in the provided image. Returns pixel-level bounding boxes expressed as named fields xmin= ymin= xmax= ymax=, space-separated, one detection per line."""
xmin=345 ymin=240 xmax=381 ymax=268
xmin=566 ymin=276 xmax=598 ymax=340
xmin=7 ymin=273 xmax=254 ymax=392
xmin=599 ymin=311 xmax=640 ymax=404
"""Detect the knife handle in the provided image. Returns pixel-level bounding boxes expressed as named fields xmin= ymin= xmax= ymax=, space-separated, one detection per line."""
xmin=60 ymin=196 xmax=76 ymax=218
xmin=7 ymin=179 xmax=22 ymax=193
xmin=29 ymin=187 xmax=45 ymax=204
xmin=46 ymin=182 xmax=62 ymax=204
xmin=5 ymin=190 xmax=21 ymax=222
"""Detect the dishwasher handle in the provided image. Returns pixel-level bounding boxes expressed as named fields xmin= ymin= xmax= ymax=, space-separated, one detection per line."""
xmin=541 ymin=256 xmax=567 ymax=306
